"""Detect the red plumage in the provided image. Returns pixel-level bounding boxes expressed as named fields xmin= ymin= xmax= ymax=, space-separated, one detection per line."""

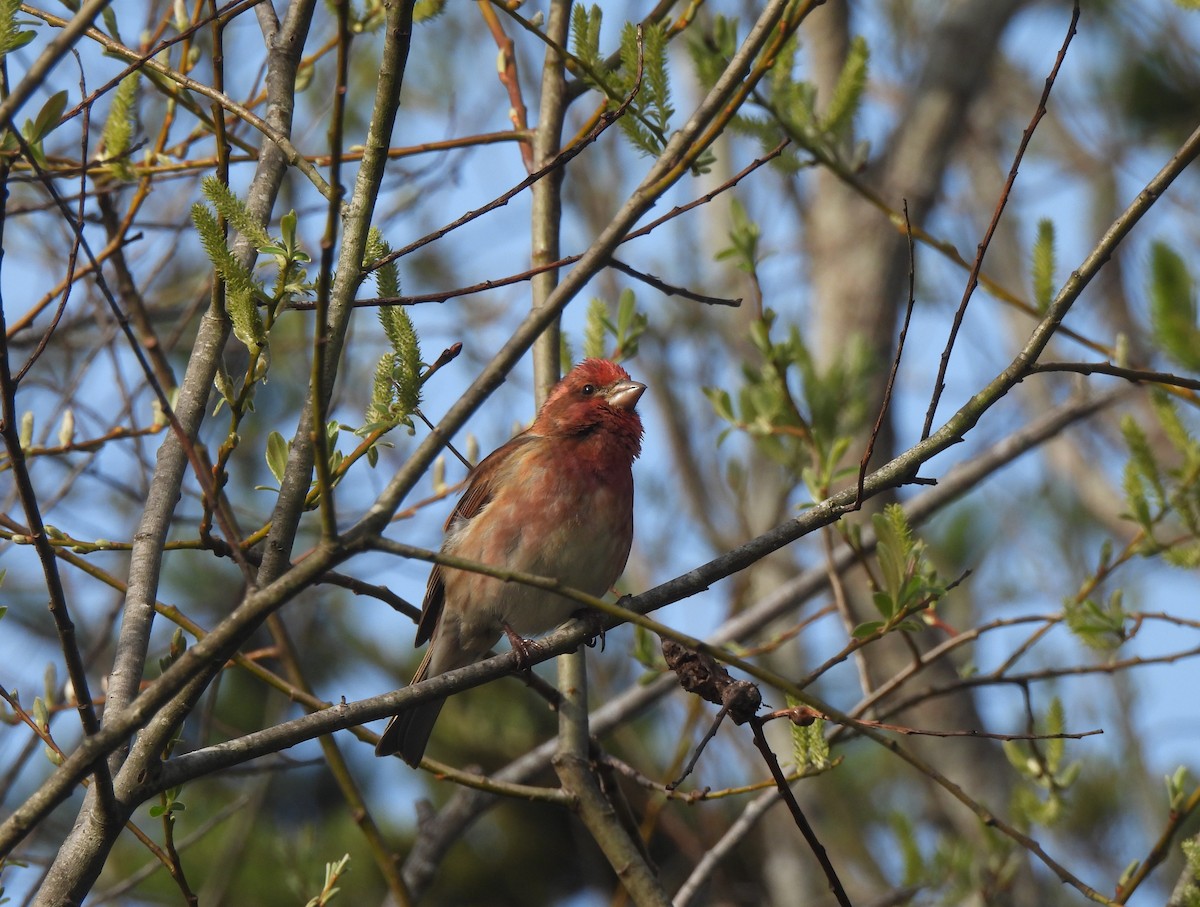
xmin=376 ymin=359 xmax=646 ymax=766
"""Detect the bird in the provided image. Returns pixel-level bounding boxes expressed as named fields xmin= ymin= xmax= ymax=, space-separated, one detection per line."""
xmin=376 ymin=358 xmax=646 ymax=766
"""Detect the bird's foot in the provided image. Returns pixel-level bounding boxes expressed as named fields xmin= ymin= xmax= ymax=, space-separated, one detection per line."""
xmin=502 ymin=622 xmax=543 ymax=672
xmin=572 ymin=608 xmax=607 ymax=651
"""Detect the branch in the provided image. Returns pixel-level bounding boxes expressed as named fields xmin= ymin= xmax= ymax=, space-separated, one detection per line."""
xmin=552 ymin=644 xmax=670 ymax=906
xmin=1030 ymin=361 xmax=1200 ymax=395
xmin=673 ymin=788 xmax=779 ymax=907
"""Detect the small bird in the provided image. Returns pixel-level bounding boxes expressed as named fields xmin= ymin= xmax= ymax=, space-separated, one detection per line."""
xmin=376 ymin=358 xmax=646 ymax=766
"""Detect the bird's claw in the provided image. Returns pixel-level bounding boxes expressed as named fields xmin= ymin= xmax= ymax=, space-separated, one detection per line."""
xmin=573 ymin=608 xmax=607 ymax=651
xmin=502 ymin=622 xmax=543 ymax=672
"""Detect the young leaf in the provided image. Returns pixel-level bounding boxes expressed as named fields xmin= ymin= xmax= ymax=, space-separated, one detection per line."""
xmin=265 ymin=431 xmax=288 ymax=485
xmin=872 ymin=504 xmax=913 ymax=606
xmin=30 ymin=90 xmax=68 ymax=143
xmin=32 ymin=697 xmax=48 ymax=732
xmin=1045 ymin=696 xmax=1066 ymax=769
xmin=852 ymin=620 xmax=883 ymax=639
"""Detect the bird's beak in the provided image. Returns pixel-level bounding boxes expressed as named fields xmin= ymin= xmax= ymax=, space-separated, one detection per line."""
xmin=607 ymin=380 xmax=646 ymax=411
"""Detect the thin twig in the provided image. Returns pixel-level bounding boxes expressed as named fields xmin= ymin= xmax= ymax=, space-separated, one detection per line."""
xmin=748 ymin=718 xmax=852 ymax=907
xmin=477 ymin=0 xmax=534 ymax=172
xmin=344 ymin=142 xmax=788 ymax=311
xmin=609 ymin=257 xmax=741 ymax=306
xmin=857 ymin=199 xmax=917 ymax=504
xmin=1030 ymin=361 xmax=1200 ymax=393
xmin=367 ymin=85 xmax=636 ymax=274
xmin=921 ymin=1 xmax=1081 ymax=440
xmin=789 ymin=711 xmax=1104 ymax=742
xmin=674 ymin=788 xmax=780 ymax=907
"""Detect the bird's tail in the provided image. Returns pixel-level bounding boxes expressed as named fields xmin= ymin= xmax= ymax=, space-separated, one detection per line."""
xmin=375 ymin=646 xmax=444 ymax=766
xmin=375 ymin=697 xmax=446 ymax=766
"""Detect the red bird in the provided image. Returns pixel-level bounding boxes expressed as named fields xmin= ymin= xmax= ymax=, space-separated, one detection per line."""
xmin=376 ymin=359 xmax=646 ymax=766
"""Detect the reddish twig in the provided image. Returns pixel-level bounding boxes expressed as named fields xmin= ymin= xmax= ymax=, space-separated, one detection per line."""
xmin=477 ymin=0 xmax=534 ymax=172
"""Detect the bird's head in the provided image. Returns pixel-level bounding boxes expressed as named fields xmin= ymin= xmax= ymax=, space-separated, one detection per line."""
xmin=533 ymin=359 xmax=645 ymax=457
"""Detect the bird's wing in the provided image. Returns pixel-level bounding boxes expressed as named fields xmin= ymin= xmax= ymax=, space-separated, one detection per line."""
xmin=413 ymin=432 xmax=536 ymax=646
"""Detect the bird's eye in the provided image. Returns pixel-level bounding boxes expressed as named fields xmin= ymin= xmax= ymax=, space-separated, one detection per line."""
xmin=581 ymin=384 xmax=596 ymax=396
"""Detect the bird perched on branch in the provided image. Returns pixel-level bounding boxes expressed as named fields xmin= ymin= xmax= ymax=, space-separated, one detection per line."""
xmin=376 ymin=358 xmax=646 ymax=767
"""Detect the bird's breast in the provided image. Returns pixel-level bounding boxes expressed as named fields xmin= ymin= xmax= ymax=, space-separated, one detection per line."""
xmin=442 ymin=445 xmax=634 ymax=640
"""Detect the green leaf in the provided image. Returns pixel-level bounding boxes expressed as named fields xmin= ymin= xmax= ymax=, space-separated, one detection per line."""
xmin=413 ymin=0 xmax=446 ymax=23
xmin=32 ymin=697 xmax=48 ymax=732
xmin=1166 ymin=766 xmax=1190 ymax=809
xmin=887 ymin=813 xmax=925 ymax=887
xmin=631 ymin=624 xmax=659 ymax=670
xmin=871 ymin=590 xmax=894 ymax=619
xmin=100 ymin=5 xmax=119 ymax=39
xmin=1121 ymin=414 xmax=1164 ymax=512
xmin=872 ymin=504 xmax=912 ymax=604
xmin=265 ymin=431 xmax=288 ymax=484
xmin=1002 ymin=739 xmax=1029 ymax=773
xmin=1064 ymin=594 xmax=1128 ymax=650
xmin=851 ymin=620 xmax=883 ymax=638
xmin=30 ymin=90 xmax=68 ymax=143
xmin=715 ymin=198 xmax=766 ymax=275
xmin=703 ymin=387 xmax=735 ymax=424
